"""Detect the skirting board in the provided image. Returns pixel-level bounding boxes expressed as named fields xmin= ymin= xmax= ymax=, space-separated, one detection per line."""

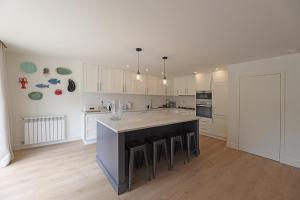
xmin=200 ymin=132 xmax=227 ymax=141
xmin=13 ymin=137 xmax=81 ymax=150
xmin=82 ymin=139 xmax=96 ymax=145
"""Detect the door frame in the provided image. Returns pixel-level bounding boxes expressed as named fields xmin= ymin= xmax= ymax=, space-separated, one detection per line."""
xmin=237 ymin=72 xmax=285 ymax=162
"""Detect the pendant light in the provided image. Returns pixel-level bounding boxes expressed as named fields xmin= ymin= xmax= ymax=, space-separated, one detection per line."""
xmin=162 ymin=56 xmax=168 ymax=85
xmin=136 ymin=48 xmax=142 ymax=80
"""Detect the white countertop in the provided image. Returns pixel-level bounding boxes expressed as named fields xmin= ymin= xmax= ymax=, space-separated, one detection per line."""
xmin=95 ymin=109 xmax=199 ymax=133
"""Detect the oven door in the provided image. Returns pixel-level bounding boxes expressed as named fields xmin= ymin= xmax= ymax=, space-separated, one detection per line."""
xmin=196 ymin=92 xmax=212 ymax=100
xmin=196 ymin=105 xmax=212 ymax=118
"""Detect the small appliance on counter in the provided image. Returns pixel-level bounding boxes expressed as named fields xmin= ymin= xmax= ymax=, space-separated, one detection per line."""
xmin=83 ymin=105 xmax=101 ymax=112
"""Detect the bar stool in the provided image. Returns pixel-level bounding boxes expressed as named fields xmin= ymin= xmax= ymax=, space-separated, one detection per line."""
xmin=146 ymin=136 xmax=169 ymax=178
xmin=170 ymin=135 xmax=185 ymax=169
xmin=185 ymin=132 xmax=197 ymax=162
xmin=127 ymin=141 xmax=150 ymax=190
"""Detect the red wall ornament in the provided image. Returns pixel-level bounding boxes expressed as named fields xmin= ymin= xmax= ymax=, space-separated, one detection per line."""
xmin=19 ymin=77 xmax=28 ymax=89
xmin=55 ymin=89 xmax=62 ymax=95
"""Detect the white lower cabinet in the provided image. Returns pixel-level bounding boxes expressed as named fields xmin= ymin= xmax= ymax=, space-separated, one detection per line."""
xmin=211 ymin=115 xmax=227 ymax=139
xmin=82 ymin=113 xmax=108 ymax=144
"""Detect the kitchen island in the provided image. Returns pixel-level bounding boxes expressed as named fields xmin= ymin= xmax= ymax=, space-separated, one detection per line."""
xmin=95 ymin=110 xmax=199 ymax=194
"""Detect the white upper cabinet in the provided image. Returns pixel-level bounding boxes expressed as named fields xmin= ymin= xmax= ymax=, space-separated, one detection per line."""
xmin=146 ymin=75 xmax=158 ymax=95
xmin=134 ymin=75 xmax=146 ymax=95
xmin=83 ymin=64 xmax=99 ymax=92
xmin=100 ymin=67 xmax=112 ymax=93
xmin=123 ymin=71 xmax=135 ymax=94
xmin=186 ymin=75 xmax=196 ymax=95
xmin=166 ymin=78 xmax=174 ymax=96
xmin=110 ymin=68 xmax=124 ymax=93
xmin=83 ymin=64 xmax=171 ymax=96
xmin=174 ymin=75 xmax=196 ymax=96
xmin=213 ymin=70 xmax=228 ymax=83
xmin=195 ymin=73 xmax=212 ymax=91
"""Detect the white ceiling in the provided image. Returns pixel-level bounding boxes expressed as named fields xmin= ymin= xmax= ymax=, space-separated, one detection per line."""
xmin=1 ymin=0 xmax=300 ymax=76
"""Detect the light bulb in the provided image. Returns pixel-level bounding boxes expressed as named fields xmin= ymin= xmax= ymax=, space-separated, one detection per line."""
xmin=136 ymin=73 xmax=141 ymax=80
xmin=163 ymin=78 xmax=167 ymax=85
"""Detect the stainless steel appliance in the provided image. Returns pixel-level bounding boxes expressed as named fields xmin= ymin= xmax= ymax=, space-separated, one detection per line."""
xmin=196 ymin=90 xmax=212 ymax=118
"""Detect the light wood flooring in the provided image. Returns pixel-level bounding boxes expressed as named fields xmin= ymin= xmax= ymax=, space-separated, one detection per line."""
xmin=1 ymin=136 xmax=300 ymax=200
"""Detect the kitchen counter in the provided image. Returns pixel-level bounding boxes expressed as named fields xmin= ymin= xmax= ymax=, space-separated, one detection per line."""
xmin=95 ymin=109 xmax=199 ymax=194
xmin=95 ymin=109 xmax=198 ymax=133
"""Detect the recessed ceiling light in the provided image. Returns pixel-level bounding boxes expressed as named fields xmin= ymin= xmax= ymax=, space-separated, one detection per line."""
xmin=126 ymin=64 xmax=130 ymax=68
xmin=193 ymin=72 xmax=197 ymax=74
xmin=215 ymin=67 xmax=219 ymax=71
xmin=145 ymin=68 xmax=149 ymax=72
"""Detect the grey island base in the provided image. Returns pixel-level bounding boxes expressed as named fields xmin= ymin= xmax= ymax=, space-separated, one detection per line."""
xmin=95 ymin=111 xmax=200 ymax=194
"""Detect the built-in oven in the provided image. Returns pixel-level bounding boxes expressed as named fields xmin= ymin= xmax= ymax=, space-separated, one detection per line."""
xmin=196 ymin=104 xmax=212 ymax=118
xmin=196 ymin=90 xmax=212 ymax=118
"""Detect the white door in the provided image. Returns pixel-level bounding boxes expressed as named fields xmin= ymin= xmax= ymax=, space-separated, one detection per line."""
xmin=83 ymin=64 xmax=99 ymax=92
xmin=239 ymin=74 xmax=281 ymax=161
xmin=100 ymin=67 xmax=112 ymax=93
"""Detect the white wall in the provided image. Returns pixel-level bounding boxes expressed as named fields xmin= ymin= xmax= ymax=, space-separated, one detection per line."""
xmin=227 ymin=52 xmax=300 ymax=168
xmin=6 ymin=53 xmax=168 ymax=149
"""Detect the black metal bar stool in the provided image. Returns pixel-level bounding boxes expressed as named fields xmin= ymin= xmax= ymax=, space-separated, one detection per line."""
xmin=170 ymin=135 xmax=185 ymax=169
xmin=127 ymin=141 xmax=150 ymax=190
xmin=146 ymin=136 xmax=169 ymax=178
xmin=185 ymin=132 xmax=197 ymax=162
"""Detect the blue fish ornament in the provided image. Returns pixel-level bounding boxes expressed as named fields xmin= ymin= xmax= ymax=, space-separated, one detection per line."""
xmin=48 ymin=78 xmax=61 ymax=85
xmin=36 ymin=84 xmax=49 ymax=88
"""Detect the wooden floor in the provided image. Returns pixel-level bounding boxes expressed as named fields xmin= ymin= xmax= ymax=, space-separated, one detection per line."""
xmin=1 ymin=136 xmax=300 ymax=200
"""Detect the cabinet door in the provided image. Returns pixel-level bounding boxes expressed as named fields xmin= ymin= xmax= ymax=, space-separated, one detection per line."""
xmin=166 ymin=78 xmax=174 ymax=96
xmin=213 ymin=70 xmax=228 ymax=83
xmin=186 ymin=75 xmax=196 ymax=95
xmin=85 ymin=115 xmax=97 ymax=141
xmin=157 ymin=78 xmax=166 ymax=96
xmin=196 ymin=73 xmax=212 ymax=91
xmin=100 ymin=67 xmax=112 ymax=93
xmin=212 ymin=115 xmax=227 ymax=138
xmin=134 ymin=75 xmax=146 ymax=95
xmin=212 ymin=83 xmax=228 ymax=115
xmin=124 ymin=71 xmax=135 ymax=94
xmin=83 ymin=64 xmax=99 ymax=92
xmin=147 ymin=75 xmax=158 ymax=95
xmin=111 ymin=69 xmax=124 ymax=93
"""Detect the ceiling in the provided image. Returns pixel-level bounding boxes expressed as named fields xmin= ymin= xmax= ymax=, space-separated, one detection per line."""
xmin=1 ymin=0 xmax=300 ymax=76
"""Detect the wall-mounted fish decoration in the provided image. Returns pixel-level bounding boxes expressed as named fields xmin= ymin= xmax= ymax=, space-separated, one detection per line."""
xmin=48 ymin=78 xmax=61 ymax=85
xmin=56 ymin=67 xmax=72 ymax=75
xmin=67 ymin=79 xmax=76 ymax=92
xmin=43 ymin=68 xmax=50 ymax=75
xmin=20 ymin=62 xmax=37 ymax=74
xmin=35 ymin=84 xmax=49 ymax=88
xmin=55 ymin=89 xmax=62 ymax=95
xmin=28 ymin=92 xmax=43 ymax=100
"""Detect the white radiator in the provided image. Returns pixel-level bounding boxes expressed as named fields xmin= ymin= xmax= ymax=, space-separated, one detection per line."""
xmin=23 ymin=115 xmax=66 ymax=145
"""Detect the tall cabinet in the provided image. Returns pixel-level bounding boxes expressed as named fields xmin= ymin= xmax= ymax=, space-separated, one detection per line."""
xmin=211 ymin=70 xmax=228 ymax=139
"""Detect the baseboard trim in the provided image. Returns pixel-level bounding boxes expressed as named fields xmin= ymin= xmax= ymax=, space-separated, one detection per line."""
xmin=200 ymin=132 xmax=227 ymax=141
xmin=226 ymin=141 xmax=238 ymax=150
xmin=280 ymin=155 xmax=300 ymax=169
xmin=13 ymin=137 xmax=81 ymax=150
xmin=82 ymin=139 xmax=96 ymax=145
